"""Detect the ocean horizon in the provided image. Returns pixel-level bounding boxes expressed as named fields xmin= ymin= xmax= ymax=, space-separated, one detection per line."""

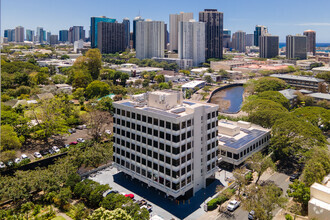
xmin=279 ymin=43 xmax=330 ymax=48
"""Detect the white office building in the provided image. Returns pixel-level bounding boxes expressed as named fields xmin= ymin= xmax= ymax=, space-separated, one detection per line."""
xmin=136 ymin=20 xmax=165 ymax=60
xmin=113 ymin=90 xmax=219 ymax=198
xmin=218 ymin=120 xmax=271 ymax=166
xmin=178 ymin=20 xmax=206 ymax=67
xmin=169 ymin=12 xmax=193 ymax=52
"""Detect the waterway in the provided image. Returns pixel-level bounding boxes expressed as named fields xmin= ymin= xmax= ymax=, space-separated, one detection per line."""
xmin=210 ymin=86 xmax=245 ymax=113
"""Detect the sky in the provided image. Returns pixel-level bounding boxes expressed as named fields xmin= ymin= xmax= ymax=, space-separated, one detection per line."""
xmin=2 ymin=0 xmax=330 ymax=42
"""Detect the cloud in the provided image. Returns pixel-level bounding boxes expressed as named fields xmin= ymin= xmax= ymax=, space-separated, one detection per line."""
xmin=297 ymin=23 xmax=330 ymax=26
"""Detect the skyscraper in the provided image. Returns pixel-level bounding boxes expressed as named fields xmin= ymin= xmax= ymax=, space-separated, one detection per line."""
xmin=47 ymin=31 xmax=51 ymax=43
xmin=133 ymin=16 xmax=144 ymax=49
xmin=223 ymin=29 xmax=231 ymax=49
xmin=178 ymin=20 xmax=205 ymax=66
xmin=50 ymin=35 xmax=59 ymax=45
xmin=5 ymin=29 xmax=15 ymax=42
xmin=260 ymin=35 xmax=279 ymax=58
xmin=26 ymin=29 xmax=34 ymax=41
xmin=245 ymin=34 xmax=254 ymax=47
xmin=286 ymin=35 xmax=307 ymax=60
xmin=199 ymin=9 xmax=224 ymax=59
xmin=254 ymin=25 xmax=268 ymax=47
xmin=97 ymin=22 xmax=125 ymax=54
xmin=136 ymin=20 xmax=164 ymax=59
xmin=232 ymin=31 xmax=246 ymax=52
xmin=112 ymin=90 xmax=219 ymax=198
xmin=169 ymin=12 xmax=194 ymax=52
xmin=91 ymin=16 xmax=116 ymax=48
xmin=36 ymin=27 xmax=44 ymax=43
xmin=303 ymin=30 xmax=316 ymax=55
xmin=59 ymin=30 xmax=69 ymax=42
xmin=15 ymin=26 xmax=24 ymax=42
xmin=123 ymin=18 xmax=130 ymax=49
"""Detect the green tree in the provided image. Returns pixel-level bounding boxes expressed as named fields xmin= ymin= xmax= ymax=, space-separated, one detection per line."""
xmin=271 ymin=115 xmax=327 ymax=162
xmin=86 ymin=49 xmax=102 ymax=80
xmin=155 ymin=74 xmax=165 ymax=83
xmin=247 ymin=77 xmax=287 ymax=93
xmin=287 ymin=181 xmax=310 ymax=208
xmin=53 ymin=187 xmax=72 ymax=210
xmin=60 ymin=54 xmax=70 ymax=60
xmin=0 ymin=124 xmax=22 ymax=151
xmin=257 ymin=91 xmax=290 ymax=109
xmin=73 ymin=88 xmax=85 ymax=100
xmin=247 ymin=152 xmax=275 ymax=184
xmin=86 ymin=80 xmax=111 ymax=98
xmin=88 ymin=207 xmax=132 ymax=220
xmin=119 ymin=72 xmax=129 ymax=86
xmin=242 ymin=99 xmax=288 ymax=115
xmin=142 ymin=79 xmax=150 ymax=88
xmin=292 ymin=106 xmax=330 ymax=131
xmin=232 ymin=167 xmax=248 ymax=196
xmin=204 ymin=75 xmax=214 ymax=84
xmin=159 ymin=82 xmax=170 ymax=90
xmin=72 ymin=70 xmax=93 ymax=89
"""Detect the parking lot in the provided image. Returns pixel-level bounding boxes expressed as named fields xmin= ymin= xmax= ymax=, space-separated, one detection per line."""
xmin=89 ymin=166 xmax=231 ymax=220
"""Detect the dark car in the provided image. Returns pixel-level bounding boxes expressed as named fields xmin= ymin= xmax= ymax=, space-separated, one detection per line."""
xmin=48 ymin=148 xmax=55 ymax=154
xmin=290 ymin=173 xmax=300 ymax=182
xmin=40 ymin=150 xmax=49 ymax=156
xmin=248 ymin=210 xmax=255 ymax=220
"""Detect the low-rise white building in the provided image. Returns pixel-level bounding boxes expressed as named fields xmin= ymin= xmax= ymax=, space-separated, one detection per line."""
xmin=181 ymin=80 xmax=206 ymax=91
xmin=218 ymin=120 xmax=271 ymax=166
xmin=308 ymin=174 xmax=330 ymax=220
xmin=117 ymin=63 xmax=163 ymax=76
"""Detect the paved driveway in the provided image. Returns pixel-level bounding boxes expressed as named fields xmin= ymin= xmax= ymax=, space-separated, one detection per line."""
xmin=89 ymin=167 xmax=223 ymax=220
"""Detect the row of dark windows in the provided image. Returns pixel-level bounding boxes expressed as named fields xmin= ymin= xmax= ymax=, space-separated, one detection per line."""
xmin=114 ymin=126 xmax=192 ymax=143
xmin=207 ymin=162 xmax=216 ymax=172
xmin=113 ymin=144 xmax=192 ymax=167
xmin=221 ymin=134 xmax=270 ymax=160
xmin=114 ymin=137 xmax=192 ymax=155
xmin=114 ymin=156 xmax=192 ymax=191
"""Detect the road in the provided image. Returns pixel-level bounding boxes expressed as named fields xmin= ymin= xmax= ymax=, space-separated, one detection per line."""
xmin=216 ymin=172 xmax=290 ymax=220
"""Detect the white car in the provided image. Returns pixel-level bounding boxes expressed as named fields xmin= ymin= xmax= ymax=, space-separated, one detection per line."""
xmin=15 ymin=158 xmax=22 ymax=164
xmin=52 ymin=146 xmax=60 ymax=153
xmin=77 ymin=138 xmax=85 ymax=143
xmin=105 ymin=130 xmax=112 ymax=135
xmin=21 ymin=154 xmax=29 ymax=160
xmin=0 ymin=162 xmax=6 ymax=169
xmin=34 ymin=152 xmax=42 ymax=159
xmin=227 ymin=200 xmax=241 ymax=211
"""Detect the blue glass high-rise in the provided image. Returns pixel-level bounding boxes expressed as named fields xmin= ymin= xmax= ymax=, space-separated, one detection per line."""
xmin=91 ymin=16 xmax=116 ymax=48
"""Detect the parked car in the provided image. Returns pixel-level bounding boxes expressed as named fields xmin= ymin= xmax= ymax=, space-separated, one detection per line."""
xmin=105 ymin=190 xmax=119 ymax=197
xmin=248 ymin=210 xmax=255 ymax=220
xmin=40 ymin=150 xmax=49 ymax=156
xmin=105 ymin=130 xmax=112 ymax=135
xmin=48 ymin=148 xmax=55 ymax=154
xmin=21 ymin=154 xmax=29 ymax=160
xmin=77 ymin=138 xmax=85 ymax=143
xmin=0 ymin=162 xmax=6 ymax=169
xmin=52 ymin=146 xmax=60 ymax=153
xmin=64 ymin=144 xmax=70 ymax=148
xmin=227 ymin=200 xmax=240 ymax=211
xmin=68 ymin=128 xmax=76 ymax=134
xmin=34 ymin=152 xmax=42 ymax=159
xmin=77 ymin=125 xmax=87 ymax=130
xmin=69 ymin=141 xmax=78 ymax=145
xmin=15 ymin=158 xmax=22 ymax=164
xmin=290 ymin=173 xmax=300 ymax=182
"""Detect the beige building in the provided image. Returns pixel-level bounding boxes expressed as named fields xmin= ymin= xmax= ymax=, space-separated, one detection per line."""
xmin=210 ymin=60 xmax=252 ymax=71
xmin=308 ymin=174 xmax=330 ymax=220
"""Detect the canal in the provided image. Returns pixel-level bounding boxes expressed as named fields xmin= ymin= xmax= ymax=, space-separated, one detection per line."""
xmin=210 ymin=86 xmax=245 ymax=113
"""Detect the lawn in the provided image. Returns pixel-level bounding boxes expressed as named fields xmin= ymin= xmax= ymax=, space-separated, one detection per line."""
xmin=51 ymin=216 xmax=66 ymax=220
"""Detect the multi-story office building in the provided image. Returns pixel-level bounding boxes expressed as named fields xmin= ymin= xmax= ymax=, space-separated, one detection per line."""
xmin=232 ymin=31 xmax=246 ymax=52
xmin=218 ymin=120 xmax=270 ymax=166
xmin=136 ymin=20 xmax=165 ymax=59
xmin=49 ymin=35 xmax=58 ymax=45
xmin=303 ymin=30 xmax=316 ymax=55
xmin=260 ymin=35 xmax=279 ymax=58
xmin=123 ymin=18 xmax=130 ymax=49
xmin=254 ymin=25 xmax=268 ymax=47
xmin=36 ymin=27 xmax=44 ymax=43
xmin=164 ymin=23 xmax=169 ymax=50
xmin=59 ymin=30 xmax=69 ymax=42
xmin=270 ymin=74 xmax=326 ymax=93
xmin=47 ymin=31 xmax=51 ymax=43
xmin=97 ymin=22 xmax=125 ymax=54
xmin=178 ymin=20 xmax=205 ymax=67
xmin=26 ymin=29 xmax=34 ymax=41
xmin=68 ymin=26 xmax=85 ymax=43
xmin=286 ymin=35 xmax=307 ymax=60
xmin=245 ymin=34 xmax=254 ymax=47
xmin=113 ymin=90 xmax=219 ymax=198
xmin=15 ymin=26 xmax=24 ymax=42
xmin=133 ymin=16 xmax=144 ymax=49
xmin=199 ymin=9 xmax=224 ymax=59
xmin=223 ymin=29 xmax=231 ymax=49
xmin=91 ymin=16 xmax=116 ymax=48
xmin=169 ymin=12 xmax=193 ymax=52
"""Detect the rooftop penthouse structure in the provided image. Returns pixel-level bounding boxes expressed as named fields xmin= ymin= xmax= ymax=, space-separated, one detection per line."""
xmin=112 ymin=90 xmax=219 ymax=198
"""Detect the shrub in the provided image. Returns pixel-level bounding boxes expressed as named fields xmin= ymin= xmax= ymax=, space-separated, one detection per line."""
xmin=285 ymin=214 xmax=293 ymax=220
xmin=207 ymin=198 xmax=219 ymax=211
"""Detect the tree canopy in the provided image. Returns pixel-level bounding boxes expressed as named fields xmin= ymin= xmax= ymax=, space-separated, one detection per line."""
xmin=85 ymin=80 xmax=111 ymax=99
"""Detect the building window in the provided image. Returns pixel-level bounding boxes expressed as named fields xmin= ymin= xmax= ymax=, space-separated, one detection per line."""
xmin=137 ymin=124 xmax=141 ymax=131
xmin=132 ymin=112 xmax=135 ymax=119
xmin=166 ymin=156 xmax=171 ymax=164
xmin=166 ymin=145 xmax=171 ymax=153
xmin=160 ymin=120 xmax=164 ymax=127
xmin=160 ymin=143 xmax=164 ymax=150
xmin=187 ymin=164 xmax=191 ymax=172
xmin=233 ymin=154 xmax=239 ymax=160
xmin=172 ymin=158 xmax=180 ymax=166
xmin=182 ymin=121 xmax=186 ymax=129
xmin=227 ymin=152 xmax=232 ymax=158
xmin=137 ymin=114 xmax=141 ymax=121
xmin=142 ymin=126 xmax=146 ymax=133
xmin=160 ymin=131 xmax=164 ymax=139
xmin=153 ymin=141 xmax=158 ymax=148
xmin=148 ymin=117 xmax=152 ymax=124
xmin=181 ymin=144 xmax=186 ymax=152
xmin=187 ymin=119 xmax=192 ymax=127
xmin=187 ymin=142 xmax=192 ymax=149
xmin=166 ymin=122 xmax=171 ymax=129
xmin=173 ymin=135 xmax=180 ymax=143
xmin=181 ymin=133 xmax=186 ymax=140
xmin=173 ymin=147 xmax=180 ymax=155
xmin=148 ymin=128 xmax=152 ymax=135
xmin=153 ymin=152 xmax=158 ymax=159
xmin=122 ymin=110 xmax=126 ymax=117
xmin=154 ymin=118 xmax=158 ymax=126
xmin=159 ymin=154 xmax=164 ymax=162
xmin=142 ymin=115 xmax=146 ymax=122
xmin=173 ymin=123 xmax=180 ymax=131
xmin=153 ymin=130 xmax=158 ymax=137
xmin=181 ymin=156 xmax=186 ymax=163
xmin=166 ymin=133 xmax=171 ymax=141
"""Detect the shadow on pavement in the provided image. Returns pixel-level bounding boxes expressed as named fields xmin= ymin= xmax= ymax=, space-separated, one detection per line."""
xmin=113 ymin=172 xmax=222 ymax=219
